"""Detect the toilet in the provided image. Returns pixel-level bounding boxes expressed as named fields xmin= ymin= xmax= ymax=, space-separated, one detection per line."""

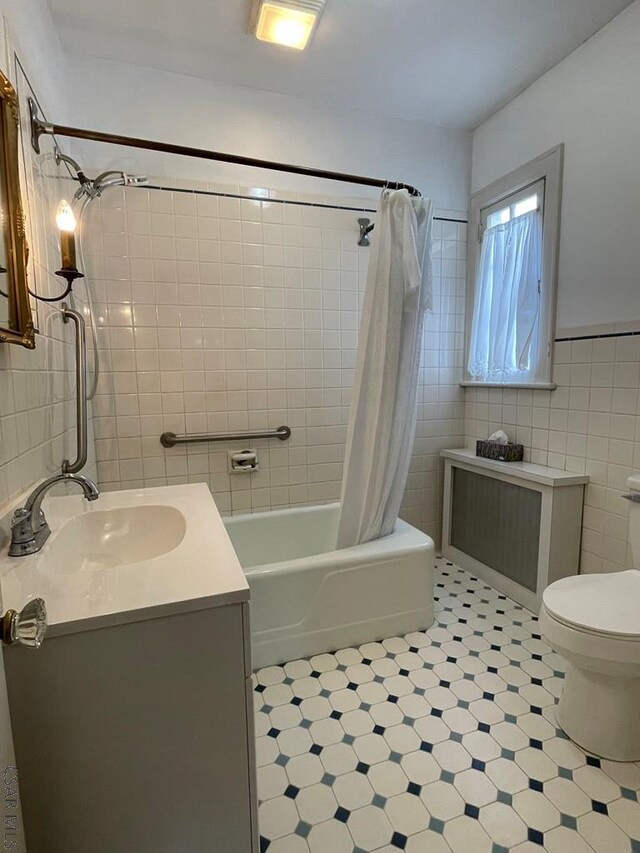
xmin=539 ymin=474 xmax=640 ymax=762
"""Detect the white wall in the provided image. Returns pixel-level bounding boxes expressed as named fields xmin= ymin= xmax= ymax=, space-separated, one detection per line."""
xmin=468 ymin=0 xmax=640 ymax=576
xmin=64 ymin=55 xmax=471 ymax=215
xmin=471 ymin=0 xmax=640 ymax=332
xmin=1 ymin=0 xmax=66 ymax=119
xmin=0 ymin=5 xmax=70 ymax=850
xmin=0 ymin=3 xmax=96 ymax=510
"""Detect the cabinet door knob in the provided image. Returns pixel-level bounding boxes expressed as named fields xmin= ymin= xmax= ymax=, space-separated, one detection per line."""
xmin=1 ymin=598 xmax=47 ymax=648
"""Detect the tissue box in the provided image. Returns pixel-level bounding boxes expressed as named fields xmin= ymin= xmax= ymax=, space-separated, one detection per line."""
xmin=476 ymin=440 xmax=524 ymax=462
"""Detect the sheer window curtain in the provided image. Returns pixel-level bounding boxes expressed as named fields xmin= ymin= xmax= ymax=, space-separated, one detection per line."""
xmin=336 ymin=189 xmax=434 ymax=549
xmin=468 ymin=210 xmax=541 ymax=382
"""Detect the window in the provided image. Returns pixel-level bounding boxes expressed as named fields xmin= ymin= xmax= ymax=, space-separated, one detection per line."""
xmin=484 ymin=183 xmax=541 ymax=231
xmin=464 ymin=146 xmax=564 ymax=388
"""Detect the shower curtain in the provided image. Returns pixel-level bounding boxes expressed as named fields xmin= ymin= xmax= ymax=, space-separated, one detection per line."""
xmin=336 ymin=189 xmax=434 ymax=548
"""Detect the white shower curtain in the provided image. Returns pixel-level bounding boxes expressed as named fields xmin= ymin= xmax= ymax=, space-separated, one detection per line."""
xmin=336 ymin=189 xmax=434 ymax=549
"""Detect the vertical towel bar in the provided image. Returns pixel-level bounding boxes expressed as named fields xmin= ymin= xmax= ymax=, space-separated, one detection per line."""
xmin=61 ymin=304 xmax=88 ymax=474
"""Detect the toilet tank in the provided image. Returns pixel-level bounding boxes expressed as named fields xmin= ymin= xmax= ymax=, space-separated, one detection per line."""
xmin=626 ymin=474 xmax=640 ymax=568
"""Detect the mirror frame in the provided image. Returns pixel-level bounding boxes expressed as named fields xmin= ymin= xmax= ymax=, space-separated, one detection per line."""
xmin=0 ymin=70 xmax=34 ymax=349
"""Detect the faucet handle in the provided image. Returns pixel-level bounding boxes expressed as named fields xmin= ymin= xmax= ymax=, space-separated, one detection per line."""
xmin=1 ymin=599 xmax=48 ymax=649
xmin=8 ymin=507 xmax=50 ymax=556
xmin=10 ymin=506 xmax=46 ymax=531
xmin=10 ymin=507 xmax=29 ymax=527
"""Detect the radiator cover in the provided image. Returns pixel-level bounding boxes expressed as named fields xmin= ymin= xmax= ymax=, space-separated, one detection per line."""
xmin=441 ymin=450 xmax=587 ymax=609
xmin=450 ymin=467 xmax=541 ymax=592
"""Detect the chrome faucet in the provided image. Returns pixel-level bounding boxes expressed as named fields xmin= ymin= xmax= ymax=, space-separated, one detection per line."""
xmin=9 ymin=473 xmax=100 ymax=557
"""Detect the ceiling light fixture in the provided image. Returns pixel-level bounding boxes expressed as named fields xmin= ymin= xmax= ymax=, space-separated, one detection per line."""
xmin=251 ymin=0 xmax=326 ymax=50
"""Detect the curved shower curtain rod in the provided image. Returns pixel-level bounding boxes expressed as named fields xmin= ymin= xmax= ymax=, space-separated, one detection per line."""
xmin=29 ymin=99 xmax=421 ymax=198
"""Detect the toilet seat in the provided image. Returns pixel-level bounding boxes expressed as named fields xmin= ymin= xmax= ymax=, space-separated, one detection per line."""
xmin=542 ymin=569 xmax=640 ymax=640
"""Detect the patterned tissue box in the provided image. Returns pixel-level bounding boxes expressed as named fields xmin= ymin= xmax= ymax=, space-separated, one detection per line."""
xmin=476 ymin=439 xmax=524 ymax=462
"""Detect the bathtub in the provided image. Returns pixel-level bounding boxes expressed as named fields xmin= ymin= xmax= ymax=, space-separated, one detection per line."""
xmin=223 ymin=503 xmax=434 ymax=670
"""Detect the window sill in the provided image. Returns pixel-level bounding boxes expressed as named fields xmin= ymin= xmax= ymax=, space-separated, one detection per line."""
xmin=460 ymin=381 xmax=557 ymax=390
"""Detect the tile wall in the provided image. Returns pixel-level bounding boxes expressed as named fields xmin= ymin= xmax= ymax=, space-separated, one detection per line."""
xmin=84 ymin=181 xmax=467 ymax=540
xmin=0 ymin=67 xmax=96 ymax=517
xmin=12 ymin=133 xmax=634 ymax=578
xmin=465 ymin=325 xmax=640 ymax=574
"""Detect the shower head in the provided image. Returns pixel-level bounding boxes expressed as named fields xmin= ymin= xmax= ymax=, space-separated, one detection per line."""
xmin=71 ymin=169 xmax=148 ymax=201
xmin=92 ymin=171 xmax=148 ymax=191
xmin=55 ymin=149 xmax=148 ymax=203
xmin=123 ymin=173 xmax=148 ymax=187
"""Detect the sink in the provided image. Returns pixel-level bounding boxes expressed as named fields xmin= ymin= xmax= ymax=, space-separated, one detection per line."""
xmin=0 ymin=483 xmax=249 ymax=636
xmin=47 ymin=505 xmax=187 ymax=570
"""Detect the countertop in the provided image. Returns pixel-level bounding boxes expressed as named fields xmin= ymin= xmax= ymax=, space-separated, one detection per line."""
xmin=0 ymin=483 xmax=249 ymax=638
xmin=441 ymin=448 xmax=590 ymax=488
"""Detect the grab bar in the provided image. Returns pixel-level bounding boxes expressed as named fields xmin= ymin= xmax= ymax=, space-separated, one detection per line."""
xmin=160 ymin=425 xmax=291 ymax=448
xmin=61 ymin=304 xmax=88 ymax=474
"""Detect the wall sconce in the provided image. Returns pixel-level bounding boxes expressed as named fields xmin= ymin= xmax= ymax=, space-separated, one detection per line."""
xmin=54 ymin=199 xmax=83 ymax=298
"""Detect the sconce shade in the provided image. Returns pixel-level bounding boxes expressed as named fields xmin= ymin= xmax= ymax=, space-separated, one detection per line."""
xmin=56 ymin=200 xmax=77 ymax=269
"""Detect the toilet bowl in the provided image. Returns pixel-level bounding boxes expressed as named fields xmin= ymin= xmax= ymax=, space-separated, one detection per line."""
xmin=539 ymin=471 xmax=640 ymax=761
xmin=540 ymin=570 xmax=640 ymax=761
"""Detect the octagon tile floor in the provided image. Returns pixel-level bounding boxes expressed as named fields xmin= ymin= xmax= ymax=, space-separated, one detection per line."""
xmin=253 ymin=557 xmax=640 ymax=852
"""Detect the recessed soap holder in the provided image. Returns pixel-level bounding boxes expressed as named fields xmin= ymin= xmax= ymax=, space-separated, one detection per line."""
xmin=229 ymin=449 xmax=258 ymax=474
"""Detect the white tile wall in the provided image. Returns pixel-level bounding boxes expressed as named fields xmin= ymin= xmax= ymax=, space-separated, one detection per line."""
xmin=85 ymin=181 xmax=466 ymax=540
xmin=0 ymin=69 xmax=96 ymax=516
xmin=465 ymin=328 xmax=640 ymax=574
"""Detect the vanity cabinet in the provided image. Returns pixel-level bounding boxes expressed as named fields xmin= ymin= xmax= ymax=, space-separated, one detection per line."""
xmin=3 ymin=600 xmax=258 ymax=853
xmin=0 ymin=484 xmax=258 ymax=853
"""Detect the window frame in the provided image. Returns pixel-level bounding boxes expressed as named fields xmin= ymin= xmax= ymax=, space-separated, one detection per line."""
xmin=482 ymin=178 xmax=544 ymax=232
xmin=463 ymin=145 xmax=564 ymax=389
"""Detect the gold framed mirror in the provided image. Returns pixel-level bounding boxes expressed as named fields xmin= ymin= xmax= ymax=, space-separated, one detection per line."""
xmin=0 ymin=70 xmax=34 ymax=349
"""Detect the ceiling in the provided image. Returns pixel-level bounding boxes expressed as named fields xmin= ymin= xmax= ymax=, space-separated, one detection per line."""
xmin=47 ymin=0 xmax=634 ymax=130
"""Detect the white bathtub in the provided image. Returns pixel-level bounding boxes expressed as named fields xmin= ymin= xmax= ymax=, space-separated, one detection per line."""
xmin=223 ymin=503 xmax=435 ymax=670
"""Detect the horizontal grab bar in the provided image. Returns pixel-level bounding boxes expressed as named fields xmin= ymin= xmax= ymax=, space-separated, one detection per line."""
xmin=160 ymin=425 xmax=292 ymax=448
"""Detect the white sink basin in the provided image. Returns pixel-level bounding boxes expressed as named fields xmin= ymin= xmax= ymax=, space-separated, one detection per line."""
xmin=48 ymin=505 xmax=187 ymax=570
xmin=0 ymin=483 xmax=249 ymax=637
